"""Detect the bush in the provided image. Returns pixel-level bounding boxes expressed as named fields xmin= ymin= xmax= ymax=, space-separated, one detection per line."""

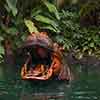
xmin=0 ymin=0 xmax=100 ymax=63
xmin=31 ymin=1 xmax=100 ymax=59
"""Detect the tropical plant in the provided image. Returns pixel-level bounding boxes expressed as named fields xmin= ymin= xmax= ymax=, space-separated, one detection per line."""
xmin=31 ymin=1 xmax=100 ymax=59
xmin=31 ymin=1 xmax=79 ymax=50
xmin=0 ymin=0 xmax=100 ymax=63
xmin=0 ymin=0 xmax=39 ymax=63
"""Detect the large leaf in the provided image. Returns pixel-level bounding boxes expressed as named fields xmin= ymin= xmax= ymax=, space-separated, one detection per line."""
xmin=31 ymin=8 xmax=42 ymax=17
xmin=34 ymin=15 xmax=55 ymax=25
xmin=43 ymin=1 xmax=60 ymax=20
xmin=6 ymin=0 xmax=17 ymax=16
xmin=41 ymin=25 xmax=57 ymax=33
xmin=34 ymin=15 xmax=60 ymax=32
xmin=24 ymin=19 xmax=39 ymax=33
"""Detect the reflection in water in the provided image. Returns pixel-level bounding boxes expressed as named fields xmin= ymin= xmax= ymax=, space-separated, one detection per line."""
xmin=69 ymin=80 xmax=100 ymax=100
xmin=19 ymin=79 xmax=70 ymax=100
xmin=0 ymin=64 xmax=100 ymax=100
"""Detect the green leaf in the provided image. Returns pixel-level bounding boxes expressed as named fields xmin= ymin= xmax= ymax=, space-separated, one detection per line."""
xmin=34 ymin=15 xmax=55 ymax=25
xmin=41 ymin=26 xmax=57 ymax=32
xmin=43 ymin=1 xmax=60 ymax=20
xmin=6 ymin=0 xmax=17 ymax=16
xmin=24 ymin=19 xmax=39 ymax=33
xmin=0 ymin=37 xmax=4 ymax=42
xmin=0 ymin=46 xmax=4 ymax=55
xmin=34 ymin=15 xmax=59 ymax=32
xmin=90 ymin=43 xmax=94 ymax=47
xmin=21 ymin=35 xmax=27 ymax=41
xmin=6 ymin=27 xmax=18 ymax=35
xmin=0 ymin=55 xmax=4 ymax=63
xmin=31 ymin=9 xmax=42 ymax=17
xmin=0 ymin=55 xmax=3 ymax=58
xmin=55 ymin=36 xmax=65 ymax=43
xmin=4 ymin=4 xmax=11 ymax=13
xmin=1 ymin=24 xmax=18 ymax=35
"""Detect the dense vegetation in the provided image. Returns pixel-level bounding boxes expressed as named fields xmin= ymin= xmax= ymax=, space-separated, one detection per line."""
xmin=0 ymin=0 xmax=100 ymax=63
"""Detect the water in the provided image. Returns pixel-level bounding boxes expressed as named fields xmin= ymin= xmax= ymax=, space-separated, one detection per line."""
xmin=0 ymin=63 xmax=100 ymax=100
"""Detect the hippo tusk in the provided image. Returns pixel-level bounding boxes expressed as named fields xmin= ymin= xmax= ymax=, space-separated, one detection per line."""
xmin=23 ymin=68 xmax=53 ymax=80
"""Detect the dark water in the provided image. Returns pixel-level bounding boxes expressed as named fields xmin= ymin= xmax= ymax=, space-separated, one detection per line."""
xmin=0 ymin=64 xmax=100 ymax=100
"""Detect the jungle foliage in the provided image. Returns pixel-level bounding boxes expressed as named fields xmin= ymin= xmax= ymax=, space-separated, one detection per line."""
xmin=0 ymin=0 xmax=100 ymax=63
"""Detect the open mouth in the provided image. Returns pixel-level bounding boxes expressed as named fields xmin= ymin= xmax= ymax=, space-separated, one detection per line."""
xmin=20 ymin=45 xmax=61 ymax=80
xmin=21 ymin=64 xmax=53 ymax=80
